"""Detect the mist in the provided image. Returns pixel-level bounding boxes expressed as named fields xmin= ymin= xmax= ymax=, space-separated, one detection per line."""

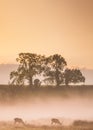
xmin=0 ymin=95 xmax=93 ymax=125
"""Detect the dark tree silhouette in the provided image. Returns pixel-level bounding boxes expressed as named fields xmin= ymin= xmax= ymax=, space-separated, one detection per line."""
xmin=10 ymin=53 xmax=85 ymax=88
xmin=44 ymin=54 xmax=67 ymax=87
xmin=10 ymin=53 xmax=45 ymax=87
xmin=64 ymin=68 xmax=85 ymax=85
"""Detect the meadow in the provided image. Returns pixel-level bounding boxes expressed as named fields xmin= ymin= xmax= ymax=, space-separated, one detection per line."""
xmin=0 ymin=121 xmax=93 ymax=130
xmin=0 ymin=85 xmax=93 ymax=102
xmin=0 ymin=85 xmax=93 ymax=130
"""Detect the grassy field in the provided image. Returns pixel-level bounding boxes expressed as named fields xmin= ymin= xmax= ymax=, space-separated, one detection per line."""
xmin=0 ymin=122 xmax=93 ymax=130
xmin=0 ymin=85 xmax=93 ymax=130
xmin=0 ymin=85 xmax=93 ymax=102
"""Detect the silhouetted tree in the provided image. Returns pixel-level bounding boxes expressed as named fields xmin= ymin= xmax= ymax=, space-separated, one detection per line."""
xmin=10 ymin=53 xmax=85 ymax=88
xmin=64 ymin=68 xmax=85 ymax=85
xmin=44 ymin=54 xmax=67 ymax=87
xmin=10 ymin=69 xmax=25 ymax=86
xmin=10 ymin=53 xmax=45 ymax=88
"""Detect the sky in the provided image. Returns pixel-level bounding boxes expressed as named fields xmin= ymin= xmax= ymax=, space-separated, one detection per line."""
xmin=0 ymin=0 xmax=93 ymax=69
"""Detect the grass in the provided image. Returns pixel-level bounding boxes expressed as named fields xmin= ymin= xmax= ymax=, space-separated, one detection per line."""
xmin=0 ymin=85 xmax=93 ymax=101
xmin=0 ymin=125 xmax=93 ymax=130
xmin=0 ymin=121 xmax=93 ymax=130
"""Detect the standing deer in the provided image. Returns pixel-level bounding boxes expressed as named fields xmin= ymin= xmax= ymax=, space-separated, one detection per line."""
xmin=51 ymin=118 xmax=62 ymax=125
xmin=14 ymin=117 xmax=25 ymax=126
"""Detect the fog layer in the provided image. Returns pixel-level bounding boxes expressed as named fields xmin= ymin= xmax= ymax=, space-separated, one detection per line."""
xmin=0 ymin=96 xmax=93 ymax=124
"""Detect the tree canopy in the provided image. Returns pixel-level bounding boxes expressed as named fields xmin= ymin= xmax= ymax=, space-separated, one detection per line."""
xmin=10 ymin=53 xmax=45 ymax=87
xmin=10 ymin=53 xmax=85 ymax=87
xmin=43 ymin=54 xmax=67 ymax=86
xmin=64 ymin=68 xmax=85 ymax=85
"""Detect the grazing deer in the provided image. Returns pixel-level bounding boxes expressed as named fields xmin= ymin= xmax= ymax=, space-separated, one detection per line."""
xmin=14 ymin=117 xmax=25 ymax=125
xmin=51 ymin=118 xmax=62 ymax=125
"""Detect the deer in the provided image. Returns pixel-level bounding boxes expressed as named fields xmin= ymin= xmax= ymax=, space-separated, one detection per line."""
xmin=14 ymin=117 xmax=25 ymax=126
xmin=51 ymin=118 xmax=62 ymax=125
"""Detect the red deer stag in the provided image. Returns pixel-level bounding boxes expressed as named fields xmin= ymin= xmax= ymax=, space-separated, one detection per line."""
xmin=14 ymin=117 xmax=25 ymax=125
xmin=51 ymin=118 xmax=62 ymax=125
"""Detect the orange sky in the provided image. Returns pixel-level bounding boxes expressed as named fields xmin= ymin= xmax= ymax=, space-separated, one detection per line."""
xmin=0 ymin=0 xmax=93 ymax=68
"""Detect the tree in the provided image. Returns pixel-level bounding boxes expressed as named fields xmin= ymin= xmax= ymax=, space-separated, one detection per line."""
xmin=10 ymin=53 xmax=45 ymax=87
xmin=64 ymin=68 xmax=85 ymax=85
xmin=10 ymin=69 xmax=25 ymax=86
xmin=43 ymin=54 xmax=67 ymax=86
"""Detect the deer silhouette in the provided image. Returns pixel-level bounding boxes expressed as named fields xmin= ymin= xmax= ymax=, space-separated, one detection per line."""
xmin=14 ymin=118 xmax=25 ymax=125
xmin=51 ymin=118 xmax=62 ymax=125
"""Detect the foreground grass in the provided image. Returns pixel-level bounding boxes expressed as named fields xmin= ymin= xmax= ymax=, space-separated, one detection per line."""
xmin=0 ymin=123 xmax=93 ymax=130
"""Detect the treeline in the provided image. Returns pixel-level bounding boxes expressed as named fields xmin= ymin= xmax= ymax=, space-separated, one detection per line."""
xmin=9 ymin=53 xmax=85 ymax=88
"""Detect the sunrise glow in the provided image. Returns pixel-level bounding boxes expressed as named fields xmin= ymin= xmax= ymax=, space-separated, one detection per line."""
xmin=0 ymin=0 xmax=93 ymax=68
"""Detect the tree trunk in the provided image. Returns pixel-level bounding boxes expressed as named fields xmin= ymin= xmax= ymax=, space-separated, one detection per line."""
xmin=65 ymin=79 xmax=69 ymax=86
xmin=55 ymin=69 xmax=60 ymax=87
xmin=29 ymin=76 xmax=33 ymax=88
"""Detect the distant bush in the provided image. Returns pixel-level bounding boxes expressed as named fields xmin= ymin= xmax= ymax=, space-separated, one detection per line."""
xmin=73 ymin=120 xmax=93 ymax=126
